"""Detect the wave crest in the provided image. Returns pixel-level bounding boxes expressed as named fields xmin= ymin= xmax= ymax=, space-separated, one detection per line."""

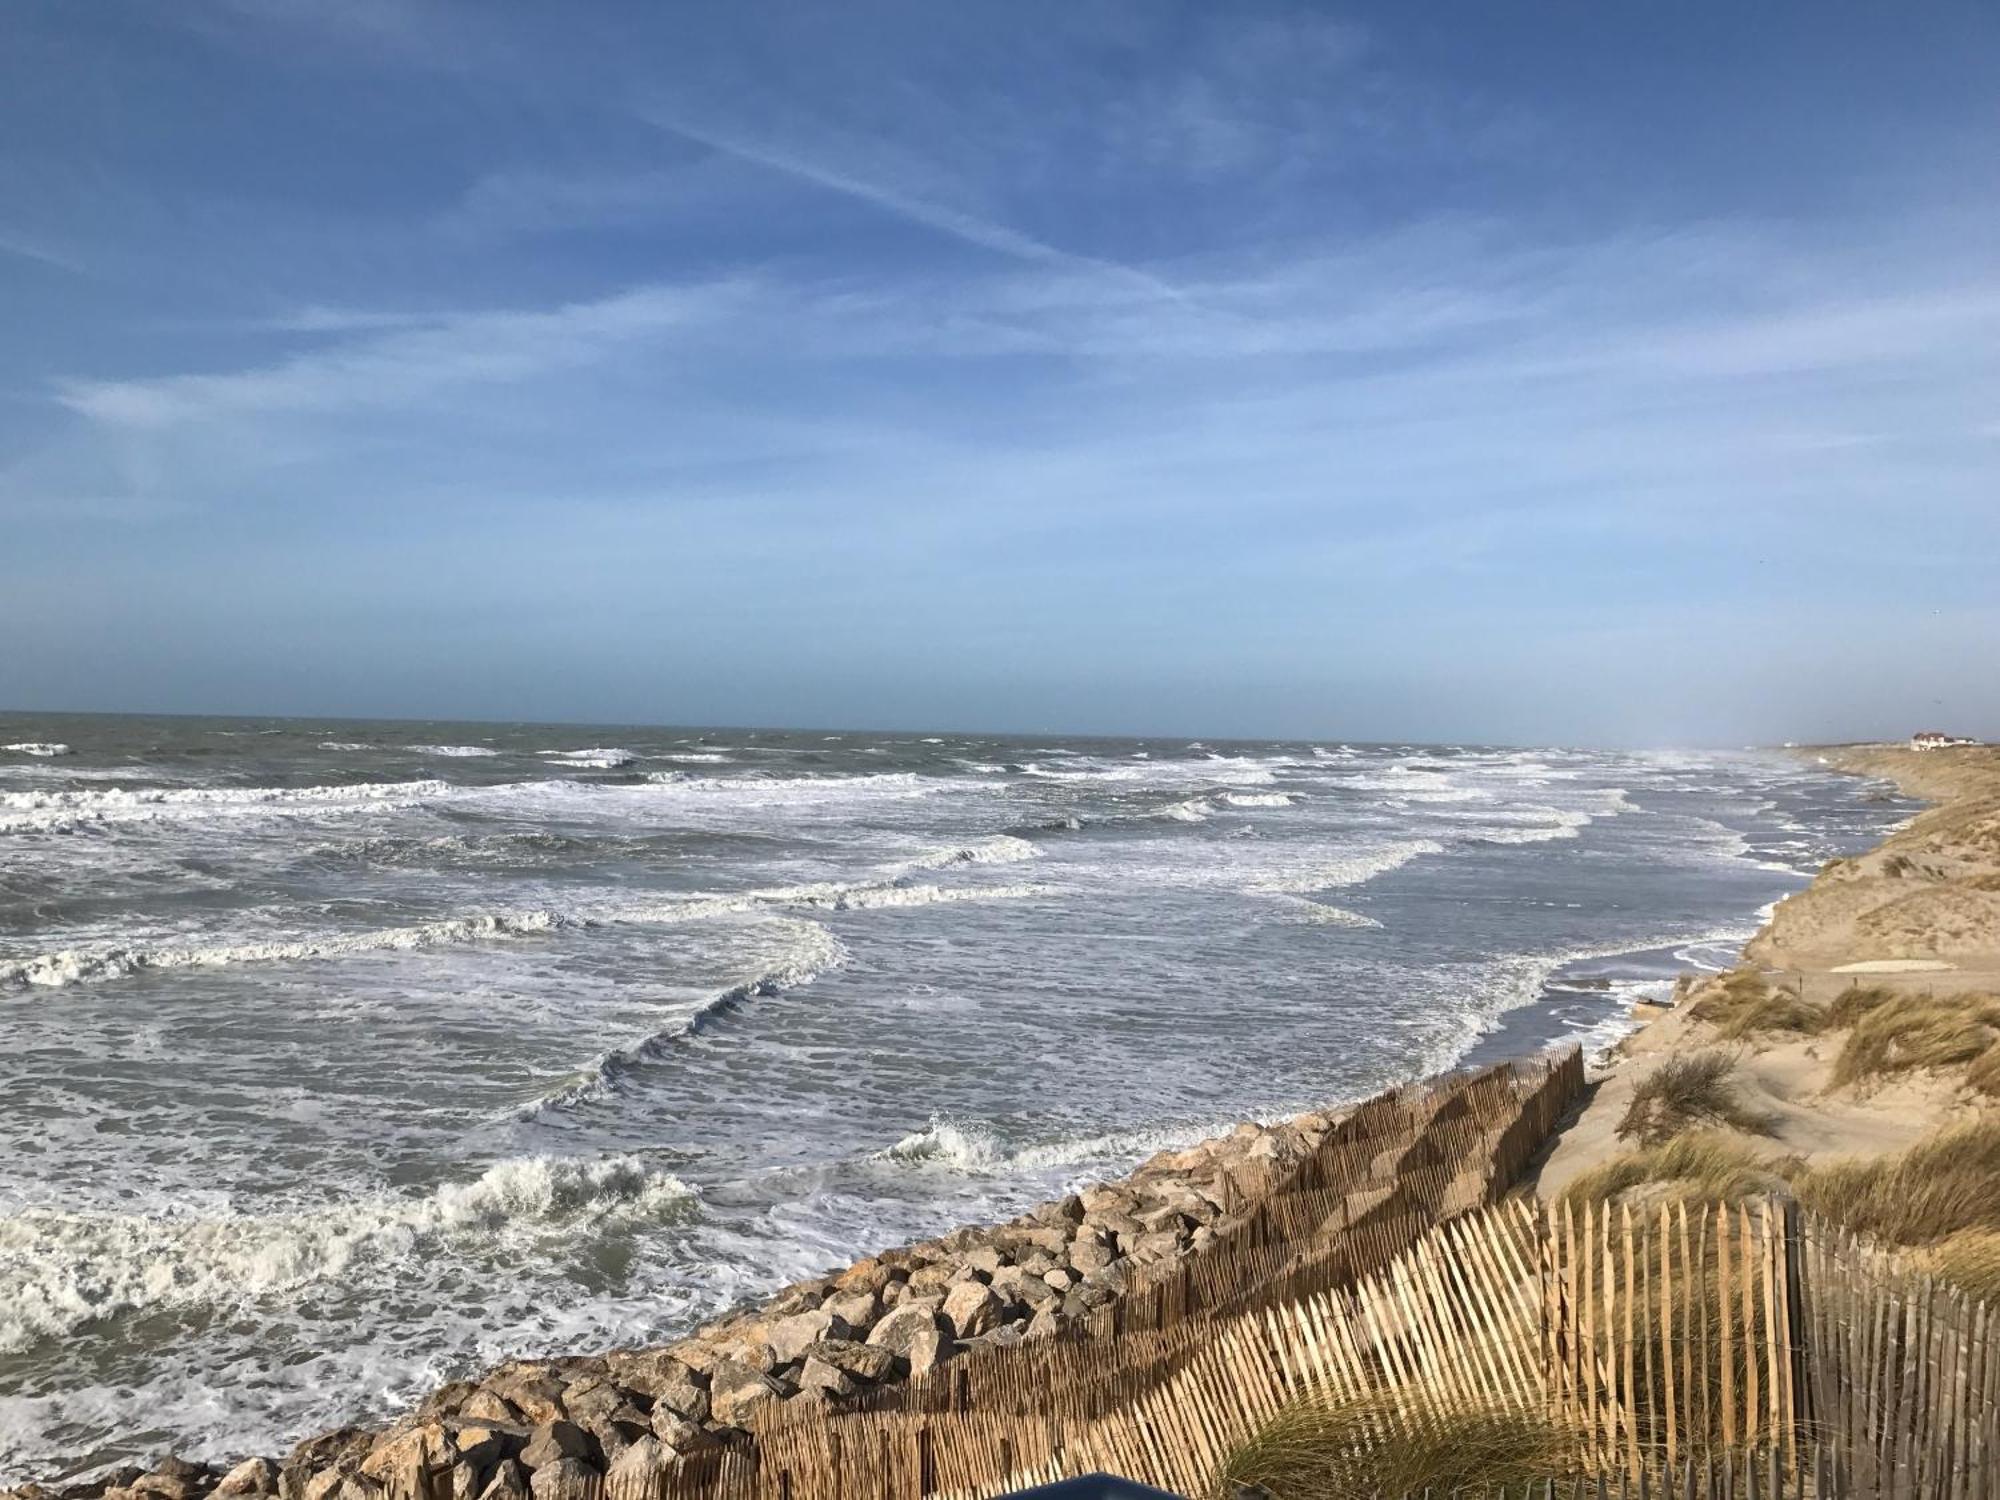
xmin=0 ymin=1156 xmax=694 ymax=1353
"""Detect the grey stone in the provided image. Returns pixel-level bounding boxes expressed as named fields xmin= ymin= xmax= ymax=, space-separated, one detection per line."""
xmin=527 ymin=1458 xmax=597 ymax=1500
xmin=707 ymin=1361 xmax=789 ymax=1427
xmin=864 ymin=1300 xmax=943 ymax=1356
xmin=606 ymin=1438 xmax=670 ymax=1489
xmin=214 ymin=1460 xmax=279 ymax=1498
xmin=804 ymin=1338 xmax=898 ymax=1383
xmin=517 ymin=1424 xmax=592 ymax=1473
xmin=941 ymin=1280 xmax=1002 ymax=1341
xmin=796 ymin=1357 xmax=856 ymax=1400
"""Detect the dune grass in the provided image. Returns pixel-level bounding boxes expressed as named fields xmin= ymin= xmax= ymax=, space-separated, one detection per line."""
xmin=1615 ymin=1053 xmax=1774 ymax=1146
xmin=1828 ymin=993 xmax=2000 ymax=1089
xmin=1215 ymin=1396 xmax=1584 ymax=1500
xmin=1689 ymin=969 xmax=1822 ymax=1041
xmin=1562 ymin=1129 xmax=1794 ymax=1209
xmin=1925 ymin=1229 xmax=2000 ymax=1303
xmin=1792 ymin=1118 xmax=2000 ymax=1245
xmin=1825 ymin=983 xmax=1897 ymax=1029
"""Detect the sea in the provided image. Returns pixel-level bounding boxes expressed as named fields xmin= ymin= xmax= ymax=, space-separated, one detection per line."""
xmin=0 ymin=713 xmax=1913 ymax=1480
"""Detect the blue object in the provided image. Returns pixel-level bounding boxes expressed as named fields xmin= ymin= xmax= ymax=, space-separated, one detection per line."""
xmin=1002 ymin=1476 xmax=1188 ymax=1499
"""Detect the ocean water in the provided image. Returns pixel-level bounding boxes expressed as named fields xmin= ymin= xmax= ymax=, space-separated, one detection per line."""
xmin=0 ymin=715 xmax=1912 ymax=1479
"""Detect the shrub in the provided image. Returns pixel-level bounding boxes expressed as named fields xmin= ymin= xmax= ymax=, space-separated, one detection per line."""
xmin=1616 ymin=1053 xmax=1774 ymax=1146
xmin=1216 ymin=1396 xmax=1584 ymax=1500
xmin=1825 ymin=984 xmax=1896 ymax=1029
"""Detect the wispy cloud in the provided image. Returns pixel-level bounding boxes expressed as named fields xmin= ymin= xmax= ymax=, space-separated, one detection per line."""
xmin=59 ymin=280 xmax=750 ymax=428
xmin=644 ymin=114 xmax=1188 ymax=304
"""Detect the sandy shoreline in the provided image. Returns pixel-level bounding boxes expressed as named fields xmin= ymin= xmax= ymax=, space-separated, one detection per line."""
xmin=10 ymin=743 xmax=1989 ymax=1500
xmin=1533 ymin=741 xmax=2000 ymax=1196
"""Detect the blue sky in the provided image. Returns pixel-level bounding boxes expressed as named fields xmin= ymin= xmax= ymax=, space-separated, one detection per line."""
xmin=4 ymin=2 xmax=1997 ymax=744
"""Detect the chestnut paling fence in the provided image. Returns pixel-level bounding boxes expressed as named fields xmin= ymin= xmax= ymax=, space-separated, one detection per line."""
xmin=387 ymin=1048 xmax=1998 ymax=1498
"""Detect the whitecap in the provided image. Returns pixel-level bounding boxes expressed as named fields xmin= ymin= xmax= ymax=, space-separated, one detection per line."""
xmin=0 ymin=1156 xmax=695 ymax=1353
xmin=1248 ymin=838 xmax=1444 ymax=895
xmin=538 ymin=748 xmax=636 ymax=768
xmin=2 ymin=743 xmax=71 ymax=757
xmin=404 ymin=745 xmax=500 ymax=758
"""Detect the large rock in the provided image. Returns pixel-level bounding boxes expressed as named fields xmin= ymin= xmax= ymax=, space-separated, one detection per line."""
xmin=707 ymin=1360 xmax=789 ymax=1427
xmin=360 ymin=1425 xmax=453 ymax=1485
xmin=458 ymin=1390 xmax=523 ymax=1427
xmin=765 ymin=1310 xmax=851 ymax=1365
xmin=517 ymin=1424 xmax=592 ymax=1473
xmin=804 ymin=1339 xmax=898 ymax=1384
xmin=482 ymin=1372 xmax=566 ymax=1427
xmin=475 ymin=1463 xmax=527 ymax=1500
xmin=649 ymin=1414 xmax=717 ymax=1458
xmin=451 ymin=1427 xmax=519 ymax=1473
xmin=941 ymin=1280 xmax=1001 ymax=1340
xmin=606 ymin=1438 xmax=670 ymax=1489
xmin=1066 ymin=1235 xmax=1116 ymax=1275
xmin=796 ymin=1357 xmax=857 ymax=1400
xmin=649 ymin=1367 xmax=709 ymax=1425
xmin=821 ymin=1288 xmax=878 ymax=1329
xmin=831 ymin=1257 xmax=891 ymax=1295
xmin=214 ymin=1460 xmax=279 ymax=1498
xmin=526 ymin=1458 xmax=596 ymax=1500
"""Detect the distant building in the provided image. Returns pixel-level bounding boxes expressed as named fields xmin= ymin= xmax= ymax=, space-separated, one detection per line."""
xmin=1912 ymin=730 xmax=1979 ymax=751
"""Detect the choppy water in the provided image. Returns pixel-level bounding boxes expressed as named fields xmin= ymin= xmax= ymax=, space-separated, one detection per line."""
xmin=0 ymin=714 xmax=1911 ymax=1479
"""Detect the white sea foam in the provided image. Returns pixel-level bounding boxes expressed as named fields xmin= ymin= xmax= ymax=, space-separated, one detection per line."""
xmin=0 ymin=779 xmax=450 ymax=835
xmin=1157 ymin=798 xmax=1211 ymax=822
xmin=1221 ymin=792 xmax=1292 ymax=808
xmin=405 ymin=745 xmax=499 ymax=758
xmin=659 ymin=753 xmax=730 ymax=764
xmin=2 ymin=743 xmax=71 ymax=757
xmin=317 ymin=742 xmax=374 ymax=752
xmin=1248 ymin=838 xmax=1444 ymax=895
xmin=5 ymin=876 xmax=1045 ymax=992
xmin=1288 ymin=901 xmax=1383 ymax=928
xmin=0 ymin=1156 xmax=695 ymax=1353
xmin=539 ymin=748 xmax=636 ymax=768
xmin=879 ymin=1116 xmax=1217 ymax=1178
xmin=891 ymin=835 xmax=1039 ymax=873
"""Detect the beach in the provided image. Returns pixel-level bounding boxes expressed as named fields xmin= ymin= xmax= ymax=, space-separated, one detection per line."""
xmin=0 ymin=722 xmax=1926 ymax=1491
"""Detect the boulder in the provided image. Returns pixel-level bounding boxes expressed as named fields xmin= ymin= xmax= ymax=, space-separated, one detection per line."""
xmin=648 ymin=1415 xmax=717 ymax=1458
xmin=451 ymin=1428 xmax=518 ymax=1473
xmin=796 ymin=1357 xmax=856 ymax=1401
xmin=765 ymin=1310 xmax=851 ymax=1365
xmin=360 ymin=1425 xmax=453 ymax=1484
xmin=707 ymin=1361 xmax=789 ymax=1427
xmin=1066 ymin=1237 xmax=1116 ymax=1275
xmin=804 ymin=1339 xmax=898 ymax=1384
xmin=1030 ymin=1195 xmax=1084 ymax=1227
xmin=517 ymin=1424 xmax=592 ymax=1473
xmin=821 ymin=1289 xmax=878 ymax=1329
xmin=831 ymin=1257 xmax=891 ymax=1295
xmin=526 ymin=1459 xmax=596 ymax=1500
xmin=649 ymin=1368 xmax=709 ymax=1425
xmin=1024 ymin=1306 xmax=1064 ymax=1341
xmin=458 ymin=1391 xmax=523 ymax=1427
xmin=475 ymin=1463 xmax=527 ymax=1500
xmin=214 ymin=1460 xmax=279 ymax=1498
xmin=864 ymin=1300 xmax=942 ymax=1357
xmin=905 ymin=1263 xmax=956 ymax=1296
xmin=941 ymin=1280 xmax=1001 ymax=1341
xmin=1042 ymin=1266 xmax=1078 ymax=1291
xmin=606 ymin=1438 xmax=670 ymax=1490
xmin=482 ymin=1372 xmax=566 ymax=1428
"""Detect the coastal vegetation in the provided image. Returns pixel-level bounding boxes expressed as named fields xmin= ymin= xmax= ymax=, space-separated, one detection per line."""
xmin=1614 ymin=1053 xmax=1773 ymax=1145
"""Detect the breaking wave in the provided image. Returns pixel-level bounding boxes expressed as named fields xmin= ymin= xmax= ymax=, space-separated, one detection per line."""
xmin=0 ymin=779 xmax=450 ymax=835
xmin=878 ymin=1116 xmax=1219 ymax=1178
xmin=2 ymin=743 xmax=71 ymax=757
xmin=0 ymin=1156 xmax=695 ymax=1353
xmin=405 ymin=745 xmax=499 ymax=758
xmin=540 ymin=748 xmax=636 ymax=769
xmin=1221 ymin=792 xmax=1292 ymax=808
xmin=1248 ymin=839 xmax=1445 ymax=895
xmin=4 ymin=878 xmax=1045 ymax=991
xmin=891 ymin=835 xmax=1039 ymax=873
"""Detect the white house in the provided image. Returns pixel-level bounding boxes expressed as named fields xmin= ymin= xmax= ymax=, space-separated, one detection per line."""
xmin=1911 ymin=730 xmax=1979 ymax=751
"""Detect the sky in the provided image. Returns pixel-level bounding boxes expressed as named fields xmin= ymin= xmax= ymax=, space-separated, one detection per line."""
xmin=3 ymin=2 xmax=1997 ymax=745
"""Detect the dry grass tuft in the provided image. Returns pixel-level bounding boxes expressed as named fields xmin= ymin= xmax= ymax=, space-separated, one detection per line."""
xmin=1562 ymin=1130 xmax=1794 ymax=1209
xmin=1925 ymin=1229 xmax=2000 ymax=1304
xmin=1826 ymin=984 xmax=1896 ymax=1029
xmin=1215 ymin=1396 xmax=1584 ymax=1500
xmin=1828 ymin=993 xmax=2000 ymax=1090
xmin=1792 ymin=1118 xmax=2000 ymax=1246
xmin=1967 ymin=1046 xmax=2000 ymax=1099
xmin=1616 ymin=1053 xmax=1773 ymax=1146
xmin=1689 ymin=969 xmax=1822 ymax=1040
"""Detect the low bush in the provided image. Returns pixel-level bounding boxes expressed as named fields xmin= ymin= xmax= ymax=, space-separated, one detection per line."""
xmin=1616 ymin=1053 xmax=1773 ymax=1146
xmin=1690 ymin=970 xmax=1822 ymax=1041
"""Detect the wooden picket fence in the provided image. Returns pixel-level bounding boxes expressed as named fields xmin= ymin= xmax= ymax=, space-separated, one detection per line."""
xmin=390 ymin=1049 xmax=1996 ymax=1499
